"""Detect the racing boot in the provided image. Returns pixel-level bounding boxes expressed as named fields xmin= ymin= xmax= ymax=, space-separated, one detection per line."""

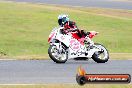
xmin=84 ymin=36 xmax=94 ymax=50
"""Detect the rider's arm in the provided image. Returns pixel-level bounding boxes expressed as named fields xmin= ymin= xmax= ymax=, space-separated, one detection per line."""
xmin=69 ymin=21 xmax=78 ymax=29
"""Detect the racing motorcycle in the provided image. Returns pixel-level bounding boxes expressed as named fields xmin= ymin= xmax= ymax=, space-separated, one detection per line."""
xmin=48 ymin=27 xmax=109 ymax=63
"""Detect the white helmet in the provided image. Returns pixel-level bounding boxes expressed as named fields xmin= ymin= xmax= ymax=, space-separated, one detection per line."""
xmin=58 ymin=14 xmax=69 ymax=26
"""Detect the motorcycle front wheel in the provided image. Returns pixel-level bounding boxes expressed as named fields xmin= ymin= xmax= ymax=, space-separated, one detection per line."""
xmin=92 ymin=43 xmax=109 ymax=63
xmin=48 ymin=45 xmax=68 ymax=63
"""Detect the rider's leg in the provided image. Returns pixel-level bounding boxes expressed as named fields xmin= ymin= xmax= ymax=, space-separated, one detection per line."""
xmin=78 ymin=30 xmax=94 ymax=48
xmin=77 ymin=30 xmax=83 ymax=38
xmin=83 ymin=32 xmax=94 ymax=49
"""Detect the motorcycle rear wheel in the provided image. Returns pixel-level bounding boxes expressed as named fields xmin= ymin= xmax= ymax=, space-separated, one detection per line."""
xmin=48 ymin=45 xmax=68 ymax=63
xmin=92 ymin=43 xmax=109 ymax=63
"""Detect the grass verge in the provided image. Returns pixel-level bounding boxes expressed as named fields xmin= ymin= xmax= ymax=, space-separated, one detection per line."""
xmin=0 ymin=84 xmax=132 ymax=88
xmin=0 ymin=1 xmax=132 ymax=59
xmin=0 ymin=53 xmax=132 ymax=60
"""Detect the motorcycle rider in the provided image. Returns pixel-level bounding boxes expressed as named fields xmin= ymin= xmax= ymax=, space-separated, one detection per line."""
xmin=58 ymin=14 xmax=94 ymax=48
xmin=58 ymin=14 xmax=87 ymax=38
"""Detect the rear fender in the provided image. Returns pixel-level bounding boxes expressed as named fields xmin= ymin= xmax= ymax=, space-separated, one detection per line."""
xmin=89 ymin=31 xmax=99 ymax=39
xmin=87 ymin=47 xmax=100 ymax=57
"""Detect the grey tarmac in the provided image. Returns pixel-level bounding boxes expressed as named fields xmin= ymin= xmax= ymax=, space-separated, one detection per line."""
xmin=7 ymin=0 xmax=132 ymax=10
xmin=0 ymin=59 xmax=132 ymax=84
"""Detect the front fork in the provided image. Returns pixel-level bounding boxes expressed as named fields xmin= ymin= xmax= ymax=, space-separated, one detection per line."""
xmin=51 ymin=42 xmax=65 ymax=54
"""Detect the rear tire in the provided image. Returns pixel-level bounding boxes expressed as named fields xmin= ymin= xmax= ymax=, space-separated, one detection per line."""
xmin=48 ymin=45 xmax=68 ymax=63
xmin=92 ymin=43 xmax=109 ymax=63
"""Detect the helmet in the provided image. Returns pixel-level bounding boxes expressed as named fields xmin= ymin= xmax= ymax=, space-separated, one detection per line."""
xmin=58 ymin=14 xmax=69 ymax=26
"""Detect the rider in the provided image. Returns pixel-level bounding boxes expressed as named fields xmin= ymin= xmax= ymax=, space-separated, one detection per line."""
xmin=58 ymin=14 xmax=87 ymax=38
xmin=58 ymin=14 xmax=93 ymax=48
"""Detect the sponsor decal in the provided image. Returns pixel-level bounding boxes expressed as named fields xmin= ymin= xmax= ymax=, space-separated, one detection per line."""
xmin=61 ymin=35 xmax=65 ymax=40
xmin=70 ymin=39 xmax=80 ymax=51
xmin=71 ymin=51 xmax=86 ymax=55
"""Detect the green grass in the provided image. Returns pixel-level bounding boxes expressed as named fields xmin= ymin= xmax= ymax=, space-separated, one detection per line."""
xmin=0 ymin=84 xmax=132 ymax=88
xmin=0 ymin=1 xmax=132 ymax=59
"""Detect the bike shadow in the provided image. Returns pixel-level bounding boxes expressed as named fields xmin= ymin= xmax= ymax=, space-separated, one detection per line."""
xmin=52 ymin=59 xmax=109 ymax=65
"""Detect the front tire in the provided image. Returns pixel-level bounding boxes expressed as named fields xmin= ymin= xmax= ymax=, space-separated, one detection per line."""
xmin=92 ymin=43 xmax=109 ymax=63
xmin=48 ymin=45 xmax=68 ymax=63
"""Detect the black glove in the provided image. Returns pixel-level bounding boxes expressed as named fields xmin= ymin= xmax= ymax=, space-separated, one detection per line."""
xmin=60 ymin=29 xmax=66 ymax=34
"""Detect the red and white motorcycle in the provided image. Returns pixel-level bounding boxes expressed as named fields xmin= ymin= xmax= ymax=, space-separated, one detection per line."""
xmin=48 ymin=27 xmax=109 ymax=63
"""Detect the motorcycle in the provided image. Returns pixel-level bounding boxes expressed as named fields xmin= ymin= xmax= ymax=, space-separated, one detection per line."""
xmin=48 ymin=27 xmax=109 ymax=63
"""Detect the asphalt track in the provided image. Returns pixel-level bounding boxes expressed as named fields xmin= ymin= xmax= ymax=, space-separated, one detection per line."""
xmin=8 ymin=0 xmax=132 ymax=10
xmin=0 ymin=59 xmax=132 ymax=84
